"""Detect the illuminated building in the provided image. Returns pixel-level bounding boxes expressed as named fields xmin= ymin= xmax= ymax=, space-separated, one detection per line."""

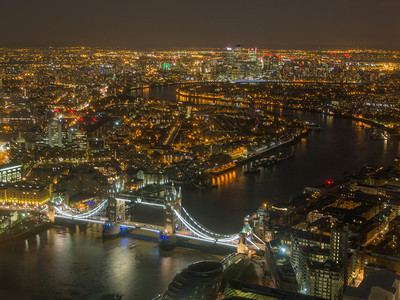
xmin=48 ymin=120 xmax=63 ymax=148
xmin=330 ymin=224 xmax=350 ymax=265
xmin=225 ymin=47 xmax=234 ymax=66
xmin=69 ymin=127 xmax=87 ymax=149
xmin=233 ymin=43 xmax=243 ymax=67
xmin=248 ymin=48 xmax=257 ymax=63
xmin=266 ymin=239 xmax=299 ymax=292
xmin=292 ymin=225 xmax=360 ymax=300
xmin=0 ymin=162 xmax=22 ymax=183
xmin=0 ymin=182 xmax=50 ymax=206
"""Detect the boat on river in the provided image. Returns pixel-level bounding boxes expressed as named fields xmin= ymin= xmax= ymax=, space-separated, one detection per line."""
xmin=244 ymin=168 xmax=261 ymax=175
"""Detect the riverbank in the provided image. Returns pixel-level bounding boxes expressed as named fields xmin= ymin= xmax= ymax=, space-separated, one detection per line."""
xmin=266 ymin=103 xmax=399 ymax=136
xmin=235 ymin=133 xmax=305 ymax=167
xmin=175 ymin=86 xmax=398 ymax=136
xmin=0 ymin=222 xmax=51 ymax=245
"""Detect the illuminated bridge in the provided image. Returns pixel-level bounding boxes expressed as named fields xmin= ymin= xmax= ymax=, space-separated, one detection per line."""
xmin=49 ymin=185 xmax=265 ymax=253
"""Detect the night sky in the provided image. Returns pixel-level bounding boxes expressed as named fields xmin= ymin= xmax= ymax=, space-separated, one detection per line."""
xmin=0 ymin=0 xmax=399 ymax=49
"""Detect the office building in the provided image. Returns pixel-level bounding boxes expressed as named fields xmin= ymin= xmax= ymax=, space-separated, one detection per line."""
xmin=48 ymin=120 xmax=63 ymax=147
xmin=0 ymin=162 xmax=22 ymax=183
xmin=291 ymin=224 xmax=360 ymax=300
xmin=0 ymin=182 xmax=50 ymax=206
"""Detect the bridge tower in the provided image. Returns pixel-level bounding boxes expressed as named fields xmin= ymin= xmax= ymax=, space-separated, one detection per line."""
xmin=237 ymin=233 xmax=248 ymax=254
xmin=103 ymin=184 xmax=121 ymax=237
xmin=48 ymin=204 xmax=55 ymax=223
xmin=159 ymin=185 xmax=181 ymax=250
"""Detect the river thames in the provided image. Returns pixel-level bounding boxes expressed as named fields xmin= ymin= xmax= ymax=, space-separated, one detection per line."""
xmin=0 ymin=86 xmax=399 ymax=299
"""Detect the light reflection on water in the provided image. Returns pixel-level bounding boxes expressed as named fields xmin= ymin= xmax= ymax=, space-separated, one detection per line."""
xmin=181 ymin=107 xmax=400 ymax=234
xmin=0 ymin=225 xmax=222 ymax=299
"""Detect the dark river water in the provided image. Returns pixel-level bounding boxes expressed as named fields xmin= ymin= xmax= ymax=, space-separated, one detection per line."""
xmin=0 ymin=85 xmax=398 ymax=299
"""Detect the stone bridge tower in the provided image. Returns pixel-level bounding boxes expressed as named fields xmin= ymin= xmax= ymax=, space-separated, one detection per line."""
xmin=159 ymin=185 xmax=182 ymax=250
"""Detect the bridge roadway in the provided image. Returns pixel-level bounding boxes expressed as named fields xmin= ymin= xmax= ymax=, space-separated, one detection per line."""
xmin=54 ymin=214 xmax=163 ymax=232
xmin=58 ymin=216 xmax=266 ymax=251
xmin=53 ymin=214 xmax=248 ymax=248
xmin=54 ymin=202 xmax=265 ymax=251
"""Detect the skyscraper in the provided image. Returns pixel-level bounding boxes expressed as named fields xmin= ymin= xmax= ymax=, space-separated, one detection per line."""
xmin=233 ymin=43 xmax=243 ymax=67
xmin=291 ymin=223 xmax=358 ymax=300
xmin=48 ymin=120 xmax=63 ymax=147
xmin=248 ymin=48 xmax=257 ymax=63
xmin=225 ymin=47 xmax=234 ymax=66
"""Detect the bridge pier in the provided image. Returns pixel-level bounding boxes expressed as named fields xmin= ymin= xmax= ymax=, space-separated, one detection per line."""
xmin=158 ymin=231 xmax=177 ymax=251
xmin=102 ymin=222 xmax=121 ymax=237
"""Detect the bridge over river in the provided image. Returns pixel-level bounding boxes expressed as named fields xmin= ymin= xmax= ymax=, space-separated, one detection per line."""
xmin=47 ymin=184 xmax=266 ymax=253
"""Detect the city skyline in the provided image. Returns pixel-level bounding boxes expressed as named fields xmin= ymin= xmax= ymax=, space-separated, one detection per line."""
xmin=0 ymin=0 xmax=399 ymax=50
xmin=0 ymin=11 xmax=400 ymax=296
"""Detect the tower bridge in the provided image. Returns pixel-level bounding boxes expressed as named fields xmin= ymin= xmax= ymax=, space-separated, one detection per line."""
xmin=48 ymin=184 xmax=265 ymax=253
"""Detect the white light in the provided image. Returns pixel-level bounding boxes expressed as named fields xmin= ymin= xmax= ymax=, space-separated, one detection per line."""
xmin=55 ymin=215 xmax=104 ymax=224
xmin=246 ymin=237 xmax=260 ymax=250
xmin=252 ymin=233 xmax=265 ymax=244
xmin=176 ymin=234 xmax=236 ymax=247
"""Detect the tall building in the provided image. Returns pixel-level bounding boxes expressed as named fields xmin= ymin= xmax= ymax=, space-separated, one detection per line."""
xmin=225 ymin=47 xmax=234 ymax=66
xmin=247 ymin=48 xmax=261 ymax=78
xmin=291 ymin=224 xmax=360 ymax=300
xmin=248 ymin=48 xmax=258 ymax=63
xmin=330 ymin=223 xmax=349 ymax=265
xmin=48 ymin=120 xmax=63 ymax=147
xmin=68 ymin=127 xmax=87 ymax=149
xmin=233 ymin=43 xmax=243 ymax=67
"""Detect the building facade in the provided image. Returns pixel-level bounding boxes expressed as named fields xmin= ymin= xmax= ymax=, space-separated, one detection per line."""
xmin=0 ymin=182 xmax=50 ymax=206
xmin=0 ymin=162 xmax=22 ymax=183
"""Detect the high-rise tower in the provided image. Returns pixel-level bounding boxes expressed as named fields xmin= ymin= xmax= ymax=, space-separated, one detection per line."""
xmin=48 ymin=120 xmax=63 ymax=147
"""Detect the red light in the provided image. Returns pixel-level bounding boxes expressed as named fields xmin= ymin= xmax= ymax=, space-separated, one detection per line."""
xmin=344 ymin=53 xmax=350 ymax=57
xmin=69 ymin=110 xmax=74 ymax=114
xmin=327 ymin=180 xmax=332 ymax=185
xmin=92 ymin=118 xmax=96 ymax=121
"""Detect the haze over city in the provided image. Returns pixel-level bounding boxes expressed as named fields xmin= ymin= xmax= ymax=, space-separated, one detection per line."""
xmin=1 ymin=0 xmax=399 ymax=49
